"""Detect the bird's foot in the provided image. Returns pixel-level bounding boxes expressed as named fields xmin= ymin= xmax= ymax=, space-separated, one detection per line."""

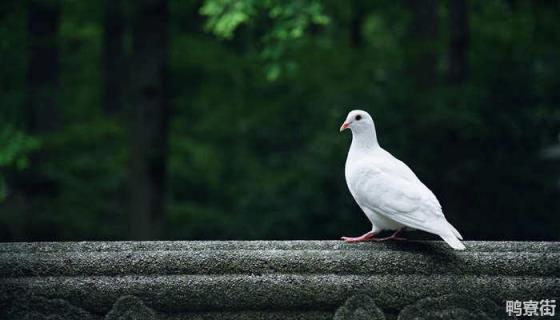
xmin=369 ymin=229 xmax=406 ymax=241
xmin=369 ymin=235 xmax=407 ymax=241
xmin=341 ymin=231 xmax=377 ymax=243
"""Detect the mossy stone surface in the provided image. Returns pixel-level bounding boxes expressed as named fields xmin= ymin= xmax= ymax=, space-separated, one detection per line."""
xmin=1 ymin=241 xmax=558 ymax=319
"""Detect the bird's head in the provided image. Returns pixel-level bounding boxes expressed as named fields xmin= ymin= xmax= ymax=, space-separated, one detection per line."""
xmin=340 ymin=110 xmax=374 ymax=133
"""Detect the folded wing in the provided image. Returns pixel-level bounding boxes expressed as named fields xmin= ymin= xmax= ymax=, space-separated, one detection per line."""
xmin=356 ymin=164 xmax=465 ymax=250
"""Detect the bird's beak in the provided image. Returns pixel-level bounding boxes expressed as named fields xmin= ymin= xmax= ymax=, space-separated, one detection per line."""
xmin=340 ymin=122 xmax=350 ymax=132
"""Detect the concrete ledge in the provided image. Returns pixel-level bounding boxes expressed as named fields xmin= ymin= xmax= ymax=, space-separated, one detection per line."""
xmin=1 ymin=241 xmax=559 ymax=319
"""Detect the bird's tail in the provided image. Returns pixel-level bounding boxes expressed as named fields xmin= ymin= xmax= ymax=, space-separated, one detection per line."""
xmin=439 ymin=233 xmax=466 ymax=250
xmin=446 ymin=221 xmax=463 ymax=240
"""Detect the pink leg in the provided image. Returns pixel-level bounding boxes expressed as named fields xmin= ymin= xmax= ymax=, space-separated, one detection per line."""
xmin=370 ymin=228 xmax=406 ymax=241
xmin=341 ymin=231 xmax=377 ymax=243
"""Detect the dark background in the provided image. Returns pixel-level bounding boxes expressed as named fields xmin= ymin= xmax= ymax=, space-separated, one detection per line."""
xmin=1 ymin=0 xmax=559 ymax=242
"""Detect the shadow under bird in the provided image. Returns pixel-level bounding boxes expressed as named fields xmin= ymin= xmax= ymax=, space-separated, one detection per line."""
xmin=339 ymin=110 xmax=465 ymax=250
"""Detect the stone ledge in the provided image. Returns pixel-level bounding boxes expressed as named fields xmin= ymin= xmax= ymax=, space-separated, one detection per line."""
xmin=0 ymin=241 xmax=558 ymax=319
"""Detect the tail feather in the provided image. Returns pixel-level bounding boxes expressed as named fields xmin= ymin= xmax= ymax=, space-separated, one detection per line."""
xmin=439 ymin=233 xmax=466 ymax=250
xmin=446 ymin=222 xmax=463 ymax=240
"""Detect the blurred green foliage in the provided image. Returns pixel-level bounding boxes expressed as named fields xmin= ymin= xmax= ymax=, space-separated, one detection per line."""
xmin=201 ymin=0 xmax=329 ymax=80
xmin=0 ymin=127 xmax=39 ymax=200
xmin=0 ymin=0 xmax=559 ymax=241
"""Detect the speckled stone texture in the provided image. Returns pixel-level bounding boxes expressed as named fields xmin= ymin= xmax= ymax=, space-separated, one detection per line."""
xmin=0 ymin=241 xmax=558 ymax=319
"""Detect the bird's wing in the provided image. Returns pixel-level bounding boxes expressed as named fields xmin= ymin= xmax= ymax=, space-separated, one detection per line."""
xmin=354 ymin=162 xmax=451 ymax=236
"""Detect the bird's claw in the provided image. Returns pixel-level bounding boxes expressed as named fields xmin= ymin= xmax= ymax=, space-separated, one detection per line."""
xmin=341 ymin=229 xmax=406 ymax=243
xmin=340 ymin=232 xmax=376 ymax=243
xmin=369 ymin=236 xmax=407 ymax=242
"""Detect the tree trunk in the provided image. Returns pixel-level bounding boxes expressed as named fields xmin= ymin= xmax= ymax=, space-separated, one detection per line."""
xmin=447 ymin=0 xmax=469 ymax=85
xmin=102 ymin=0 xmax=125 ymax=114
xmin=128 ymin=0 xmax=169 ymax=240
xmin=442 ymin=0 xmax=469 ymax=229
xmin=26 ymin=0 xmax=60 ymax=133
xmin=349 ymin=0 xmax=365 ymax=48
xmin=21 ymin=0 xmax=61 ymax=240
xmin=405 ymin=0 xmax=439 ymax=92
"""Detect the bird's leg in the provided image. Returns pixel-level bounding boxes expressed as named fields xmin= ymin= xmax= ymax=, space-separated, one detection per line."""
xmin=341 ymin=231 xmax=377 ymax=243
xmin=370 ymin=228 xmax=406 ymax=241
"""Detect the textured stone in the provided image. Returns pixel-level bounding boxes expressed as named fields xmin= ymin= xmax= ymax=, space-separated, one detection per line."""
xmin=4 ymin=295 xmax=100 ymax=320
xmin=105 ymin=296 xmax=156 ymax=320
xmin=0 ymin=241 xmax=558 ymax=319
xmin=397 ymin=294 xmax=512 ymax=320
xmin=334 ymin=294 xmax=385 ymax=320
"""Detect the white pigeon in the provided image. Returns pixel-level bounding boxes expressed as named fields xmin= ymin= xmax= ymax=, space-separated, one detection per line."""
xmin=339 ymin=110 xmax=465 ymax=250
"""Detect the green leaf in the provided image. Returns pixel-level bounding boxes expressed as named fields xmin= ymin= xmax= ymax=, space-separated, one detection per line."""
xmin=265 ymin=64 xmax=281 ymax=81
xmin=200 ymin=0 xmax=330 ymax=81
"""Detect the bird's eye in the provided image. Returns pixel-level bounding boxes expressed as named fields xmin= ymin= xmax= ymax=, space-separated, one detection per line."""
xmin=355 ymin=115 xmax=362 ymax=121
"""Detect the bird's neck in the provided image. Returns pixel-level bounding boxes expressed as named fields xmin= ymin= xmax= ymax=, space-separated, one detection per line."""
xmin=350 ymin=127 xmax=379 ymax=151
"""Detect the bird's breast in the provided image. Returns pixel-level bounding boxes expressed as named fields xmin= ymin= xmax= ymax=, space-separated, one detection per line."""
xmin=345 ymin=159 xmax=381 ymax=199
